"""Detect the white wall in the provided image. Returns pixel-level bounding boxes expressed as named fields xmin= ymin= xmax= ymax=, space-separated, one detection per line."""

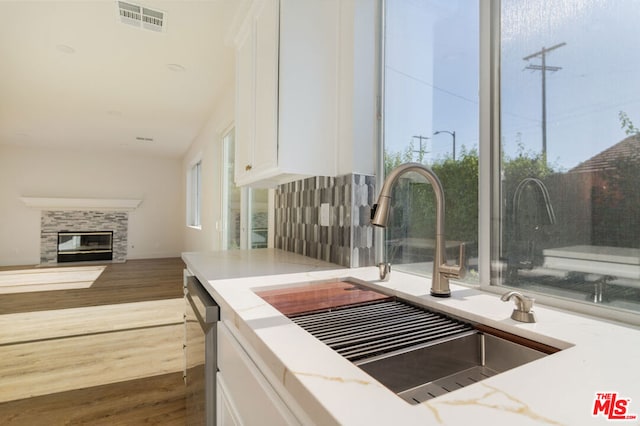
xmin=182 ymin=83 xmax=235 ymax=253
xmin=0 ymin=144 xmax=183 ymax=266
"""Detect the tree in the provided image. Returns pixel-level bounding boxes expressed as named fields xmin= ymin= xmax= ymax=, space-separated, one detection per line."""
xmin=383 ymin=146 xmax=478 ymax=263
xmin=432 ymin=147 xmax=478 ymax=243
xmin=619 ymin=111 xmax=640 ymax=136
xmin=384 ymin=141 xmax=417 ymax=175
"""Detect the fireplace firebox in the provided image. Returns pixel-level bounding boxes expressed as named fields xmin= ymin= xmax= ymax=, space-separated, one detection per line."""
xmin=57 ymin=231 xmax=113 ymax=263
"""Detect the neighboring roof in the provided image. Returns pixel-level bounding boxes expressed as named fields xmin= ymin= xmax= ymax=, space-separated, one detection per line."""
xmin=570 ymin=135 xmax=640 ymax=173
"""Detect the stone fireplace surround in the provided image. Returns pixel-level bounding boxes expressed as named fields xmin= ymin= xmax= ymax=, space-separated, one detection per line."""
xmin=41 ymin=211 xmax=128 ymax=264
xmin=21 ymin=197 xmax=142 ymax=265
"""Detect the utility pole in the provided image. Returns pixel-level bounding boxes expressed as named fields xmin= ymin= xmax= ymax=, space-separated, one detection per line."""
xmin=523 ymin=42 xmax=566 ymax=163
xmin=433 ymin=130 xmax=456 ymax=161
xmin=412 ymin=135 xmax=430 ymax=163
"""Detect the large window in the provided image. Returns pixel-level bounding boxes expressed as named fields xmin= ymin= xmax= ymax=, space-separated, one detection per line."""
xmin=492 ymin=0 xmax=640 ymax=315
xmin=382 ymin=0 xmax=479 ymax=282
xmin=381 ymin=0 xmax=640 ymax=321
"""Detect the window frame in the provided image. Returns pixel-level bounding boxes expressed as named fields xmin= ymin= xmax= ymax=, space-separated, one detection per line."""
xmin=222 ymin=127 xmax=238 ymax=249
xmin=187 ymin=157 xmax=202 ymax=229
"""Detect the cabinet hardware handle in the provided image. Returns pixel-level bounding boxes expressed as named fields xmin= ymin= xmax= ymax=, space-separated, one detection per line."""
xmin=245 ymin=164 xmax=252 ymax=171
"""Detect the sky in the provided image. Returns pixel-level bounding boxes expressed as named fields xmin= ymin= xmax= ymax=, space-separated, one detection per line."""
xmin=384 ymin=0 xmax=640 ymax=170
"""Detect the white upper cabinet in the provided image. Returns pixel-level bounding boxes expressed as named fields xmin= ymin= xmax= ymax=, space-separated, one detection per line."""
xmin=234 ymin=0 xmax=339 ymax=187
xmin=234 ymin=0 xmax=279 ymax=186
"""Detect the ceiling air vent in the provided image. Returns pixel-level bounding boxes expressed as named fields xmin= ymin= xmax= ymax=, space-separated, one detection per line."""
xmin=118 ymin=1 xmax=166 ymax=33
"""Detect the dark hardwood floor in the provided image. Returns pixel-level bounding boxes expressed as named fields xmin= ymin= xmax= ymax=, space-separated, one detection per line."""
xmin=0 ymin=373 xmax=185 ymax=426
xmin=0 ymin=258 xmax=185 ymax=314
xmin=0 ymin=258 xmax=187 ymax=425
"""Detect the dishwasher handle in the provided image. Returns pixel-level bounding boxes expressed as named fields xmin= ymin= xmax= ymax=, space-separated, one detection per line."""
xmin=186 ymin=276 xmax=219 ymax=324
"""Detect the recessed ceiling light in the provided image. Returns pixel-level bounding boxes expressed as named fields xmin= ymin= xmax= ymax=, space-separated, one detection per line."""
xmin=56 ymin=44 xmax=76 ymax=54
xmin=166 ymin=63 xmax=186 ymax=72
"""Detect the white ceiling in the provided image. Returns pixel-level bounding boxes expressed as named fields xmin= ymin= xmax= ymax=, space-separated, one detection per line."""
xmin=0 ymin=0 xmax=244 ymax=158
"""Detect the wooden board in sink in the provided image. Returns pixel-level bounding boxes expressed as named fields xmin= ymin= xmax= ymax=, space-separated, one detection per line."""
xmin=255 ymin=280 xmax=391 ymax=316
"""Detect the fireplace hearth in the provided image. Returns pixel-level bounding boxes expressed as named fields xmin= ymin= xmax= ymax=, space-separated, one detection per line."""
xmin=57 ymin=231 xmax=113 ymax=263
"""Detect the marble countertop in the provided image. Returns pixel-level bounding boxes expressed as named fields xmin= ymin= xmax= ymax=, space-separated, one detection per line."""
xmin=181 ymin=249 xmax=341 ymax=280
xmin=183 ymin=249 xmax=640 ymax=425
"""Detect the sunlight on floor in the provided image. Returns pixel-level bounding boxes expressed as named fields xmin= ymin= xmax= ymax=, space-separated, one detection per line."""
xmin=0 ymin=265 xmax=106 ymax=294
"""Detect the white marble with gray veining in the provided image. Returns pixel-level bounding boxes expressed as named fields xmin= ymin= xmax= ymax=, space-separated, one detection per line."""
xmin=183 ymin=249 xmax=640 ymax=425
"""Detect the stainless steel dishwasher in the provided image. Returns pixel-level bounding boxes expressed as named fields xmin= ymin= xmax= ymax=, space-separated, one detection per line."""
xmin=184 ymin=271 xmax=219 ymax=426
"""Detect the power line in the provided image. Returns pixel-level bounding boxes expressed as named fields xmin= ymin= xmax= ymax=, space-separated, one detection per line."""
xmin=387 ymin=64 xmax=539 ymax=124
xmin=386 ymin=65 xmax=478 ymax=105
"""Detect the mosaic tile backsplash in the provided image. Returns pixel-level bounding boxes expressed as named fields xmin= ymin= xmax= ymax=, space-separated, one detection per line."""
xmin=274 ymin=174 xmax=376 ymax=268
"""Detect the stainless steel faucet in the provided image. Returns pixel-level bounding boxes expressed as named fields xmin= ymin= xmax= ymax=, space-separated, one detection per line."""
xmin=512 ymin=177 xmax=556 ymax=227
xmin=371 ymin=162 xmax=465 ymax=297
xmin=510 ymin=177 xmax=556 ymax=271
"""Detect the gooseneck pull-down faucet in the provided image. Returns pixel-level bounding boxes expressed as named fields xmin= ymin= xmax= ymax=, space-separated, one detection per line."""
xmin=371 ymin=162 xmax=465 ymax=297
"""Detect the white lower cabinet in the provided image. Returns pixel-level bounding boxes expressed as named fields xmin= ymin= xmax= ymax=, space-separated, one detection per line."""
xmin=217 ymin=321 xmax=307 ymax=425
xmin=216 ymin=373 xmax=242 ymax=426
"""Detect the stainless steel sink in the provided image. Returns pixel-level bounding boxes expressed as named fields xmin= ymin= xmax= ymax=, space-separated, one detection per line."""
xmin=357 ymin=331 xmax=547 ymax=403
xmin=290 ymin=299 xmax=558 ymax=404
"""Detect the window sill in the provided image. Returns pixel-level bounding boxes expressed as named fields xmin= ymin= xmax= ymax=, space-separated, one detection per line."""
xmin=187 ymin=225 xmax=202 ymax=231
xmin=480 ymin=281 xmax=640 ymax=327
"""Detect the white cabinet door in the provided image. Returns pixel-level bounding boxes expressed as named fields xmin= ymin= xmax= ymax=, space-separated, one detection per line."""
xmin=233 ymin=0 xmax=339 ymax=187
xmin=234 ymin=0 xmax=279 ymax=186
xmin=216 ymin=373 xmax=241 ymax=426
xmin=235 ymin=24 xmax=254 ymax=185
xmin=277 ymin=0 xmax=338 ymax=178
xmin=252 ymin=0 xmax=279 ymax=176
xmin=217 ymin=322 xmax=301 ymax=425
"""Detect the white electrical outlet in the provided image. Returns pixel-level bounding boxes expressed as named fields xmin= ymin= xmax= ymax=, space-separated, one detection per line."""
xmin=320 ymin=203 xmax=330 ymax=227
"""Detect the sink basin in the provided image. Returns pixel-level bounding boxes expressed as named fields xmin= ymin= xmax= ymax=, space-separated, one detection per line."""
xmin=357 ymin=330 xmax=550 ymax=403
xmin=256 ymin=278 xmax=561 ymax=404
